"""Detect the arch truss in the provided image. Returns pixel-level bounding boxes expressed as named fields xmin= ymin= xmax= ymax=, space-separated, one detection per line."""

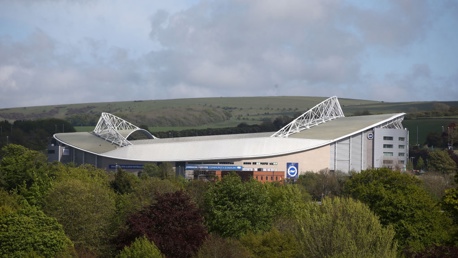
xmin=378 ymin=116 xmax=405 ymax=129
xmin=271 ymin=96 xmax=345 ymax=138
xmin=93 ymin=112 xmax=155 ymax=147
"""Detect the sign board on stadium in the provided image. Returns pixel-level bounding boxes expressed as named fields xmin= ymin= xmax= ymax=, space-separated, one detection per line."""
xmin=286 ymin=162 xmax=299 ymax=178
xmin=109 ymin=164 xmax=144 ymax=169
xmin=185 ymin=165 xmax=243 ymax=171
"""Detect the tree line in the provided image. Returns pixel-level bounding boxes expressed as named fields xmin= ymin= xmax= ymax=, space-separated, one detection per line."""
xmin=0 ymin=119 xmax=75 ymax=151
xmin=1 ymin=144 xmax=458 ymax=257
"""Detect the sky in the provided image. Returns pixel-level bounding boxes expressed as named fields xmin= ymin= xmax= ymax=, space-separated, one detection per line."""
xmin=0 ymin=0 xmax=457 ymax=109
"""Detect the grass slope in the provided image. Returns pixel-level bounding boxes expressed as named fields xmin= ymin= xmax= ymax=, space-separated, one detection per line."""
xmin=2 ymin=96 xmax=458 ymax=146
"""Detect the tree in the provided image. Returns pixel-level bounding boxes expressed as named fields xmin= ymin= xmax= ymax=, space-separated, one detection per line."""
xmin=264 ymin=182 xmax=310 ymax=219
xmin=293 ymin=197 xmax=397 ymax=258
xmin=297 ymin=170 xmax=348 ymax=200
xmin=139 ymin=163 xmax=160 ymax=178
xmin=185 ymin=179 xmax=211 ymax=210
xmin=239 ymin=228 xmax=299 ymax=258
xmin=442 ymin=171 xmax=458 ymax=226
xmin=204 ymin=173 xmax=274 ymax=238
xmin=0 ymin=203 xmax=75 ymax=257
xmin=419 ymin=172 xmax=455 ymax=201
xmin=196 ymin=233 xmax=252 ymax=258
xmin=0 ymin=144 xmax=57 ymax=206
xmin=111 ymin=168 xmax=139 ymax=194
xmin=345 ymin=168 xmax=452 ymax=252
xmin=417 ymin=156 xmax=425 ymax=170
xmin=117 ymin=237 xmax=162 ymax=258
xmin=426 ymin=132 xmax=443 ymax=148
xmin=44 ymin=166 xmax=117 ymax=256
xmin=114 ymin=176 xmax=182 ymax=228
xmin=427 ymin=150 xmax=457 ymax=174
xmin=117 ymin=190 xmax=207 ymax=258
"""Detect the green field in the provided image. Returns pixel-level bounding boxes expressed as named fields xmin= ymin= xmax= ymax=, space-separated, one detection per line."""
xmin=403 ymin=118 xmax=456 ymax=146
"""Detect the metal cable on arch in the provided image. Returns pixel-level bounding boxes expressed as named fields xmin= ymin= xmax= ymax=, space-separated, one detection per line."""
xmin=92 ymin=112 xmax=156 ymax=147
xmin=271 ymin=96 xmax=345 ymax=138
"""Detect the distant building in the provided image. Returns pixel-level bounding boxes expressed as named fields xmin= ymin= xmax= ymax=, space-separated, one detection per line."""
xmin=48 ymin=96 xmax=409 ymax=181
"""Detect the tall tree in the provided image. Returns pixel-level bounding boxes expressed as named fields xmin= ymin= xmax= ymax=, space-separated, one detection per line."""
xmin=0 ymin=144 xmax=52 ymax=206
xmin=345 ymin=168 xmax=452 ymax=252
xmin=117 ymin=190 xmax=207 ymax=258
xmin=0 ymin=200 xmax=75 ymax=257
xmin=204 ymin=173 xmax=274 ymax=238
xmin=427 ymin=150 xmax=457 ymax=174
xmin=44 ymin=165 xmax=117 ymax=256
xmin=111 ymin=168 xmax=139 ymax=194
xmin=294 ymin=197 xmax=397 ymax=258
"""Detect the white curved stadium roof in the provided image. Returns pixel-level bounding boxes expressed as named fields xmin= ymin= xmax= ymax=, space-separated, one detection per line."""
xmin=53 ymin=97 xmax=405 ymax=162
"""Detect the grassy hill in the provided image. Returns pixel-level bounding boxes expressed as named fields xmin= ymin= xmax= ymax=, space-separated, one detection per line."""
xmin=1 ymin=96 xmax=457 ymax=145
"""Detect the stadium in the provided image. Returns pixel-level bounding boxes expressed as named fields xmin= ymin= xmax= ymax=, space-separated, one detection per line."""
xmin=48 ymin=96 xmax=409 ymax=181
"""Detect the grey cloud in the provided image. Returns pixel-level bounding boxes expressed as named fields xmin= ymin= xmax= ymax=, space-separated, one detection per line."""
xmin=1 ymin=0 xmax=457 ymax=108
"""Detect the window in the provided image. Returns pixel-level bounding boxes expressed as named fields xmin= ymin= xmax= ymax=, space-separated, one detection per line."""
xmin=47 ymin=149 xmax=55 ymax=154
xmin=399 ymin=160 xmax=405 ymax=164
xmin=383 ymin=152 xmax=393 ymax=156
xmin=399 ymin=145 xmax=405 ymax=149
xmin=398 ymin=152 xmax=405 ymax=157
xmin=383 ymin=136 xmax=393 ymax=140
xmin=383 ymin=144 xmax=393 ymax=148
xmin=399 ymin=137 xmax=405 ymax=141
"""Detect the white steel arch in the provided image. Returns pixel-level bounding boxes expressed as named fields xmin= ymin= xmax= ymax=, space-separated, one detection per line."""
xmin=378 ymin=116 xmax=404 ymax=129
xmin=93 ymin=112 xmax=156 ymax=147
xmin=271 ymin=96 xmax=345 ymax=138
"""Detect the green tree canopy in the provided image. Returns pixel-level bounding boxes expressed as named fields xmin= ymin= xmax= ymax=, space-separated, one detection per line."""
xmin=116 ymin=237 xmax=163 ymax=258
xmin=204 ymin=173 xmax=274 ymax=238
xmin=239 ymin=227 xmax=299 ymax=258
xmin=294 ymin=197 xmax=397 ymax=258
xmin=110 ymin=168 xmax=139 ymax=194
xmin=427 ymin=150 xmax=457 ymax=174
xmin=416 ymin=156 xmax=425 ymax=170
xmin=196 ymin=233 xmax=252 ymax=258
xmin=296 ymin=170 xmax=348 ymax=200
xmin=43 ymin=166 xmax=117 ymax=256
xmin=0 ymin=144 xmax=52 ymax=206
xmin=345 ymin=168 xmax=452 ymax=252
xmin=0 ymin=202 xmax=75 ymax=257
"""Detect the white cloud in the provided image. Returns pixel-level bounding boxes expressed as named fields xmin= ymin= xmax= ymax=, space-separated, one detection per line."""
xmin=0 ymin=0 xmax=457 ymax=108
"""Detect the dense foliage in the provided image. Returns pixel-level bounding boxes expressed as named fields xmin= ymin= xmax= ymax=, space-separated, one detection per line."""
xmin=117 ymin=190 xmax=207 ymax=258
xmin=345 ymin=168 xmax=453 ymax=252
xmin=116 ymin=237 xmax=163 ymax=258
xmin=1 ymin=143 xmax=458 ymax=257
xmin=204 ymin=173 xmax=274 ymax=238
xmin=294 ymin=197 xmax=397 ymax=258
xmin=0 ymin=199 xmax=75 ymax=257
xmin=0 ymin=119 xmax=75 ymax=150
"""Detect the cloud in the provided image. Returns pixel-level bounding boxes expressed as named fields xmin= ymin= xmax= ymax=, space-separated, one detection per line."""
xmin=0 ymin=0 xmax=457 ymax=108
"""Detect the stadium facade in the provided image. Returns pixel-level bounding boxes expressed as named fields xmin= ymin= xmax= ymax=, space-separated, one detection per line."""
xmin=48 ymin=97 xmax=409 ymax=181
